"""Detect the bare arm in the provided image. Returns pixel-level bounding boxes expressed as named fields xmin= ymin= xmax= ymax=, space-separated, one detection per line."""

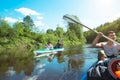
xmin=91 ymin=32 xmax=103 ymax=48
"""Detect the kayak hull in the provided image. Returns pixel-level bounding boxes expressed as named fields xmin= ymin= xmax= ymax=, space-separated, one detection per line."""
xmin=81 ymin=57 xmax=120 ymax=80
xmin=81 ymin=61 xmax=98 ymax=80
xmin=34 ymin=48 xmax=64 ymax=57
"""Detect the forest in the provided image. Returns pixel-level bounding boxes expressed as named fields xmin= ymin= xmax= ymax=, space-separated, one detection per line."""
xmin=0 ymin=15 xmax=86 ymax=56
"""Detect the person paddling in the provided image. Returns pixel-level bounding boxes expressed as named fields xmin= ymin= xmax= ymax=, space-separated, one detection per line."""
xmin=91 ymin=31 xmax=120 ymax=60
xmin=54 ymin=40 xmax=63 ymax=48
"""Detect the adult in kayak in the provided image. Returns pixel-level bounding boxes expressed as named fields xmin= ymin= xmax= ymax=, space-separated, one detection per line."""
xmin=91 ymin=31 xmax=120 ymax=60
xmin=54 ymin=40 xmax=63 ymax=49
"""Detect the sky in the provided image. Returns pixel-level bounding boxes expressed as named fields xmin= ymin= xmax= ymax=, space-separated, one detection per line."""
xmin=0 ymin=0 xmax=120 ymax=32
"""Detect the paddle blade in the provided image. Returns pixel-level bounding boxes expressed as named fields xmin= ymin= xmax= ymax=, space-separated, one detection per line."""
xmin=63 ymin=14 xmax=80 ymax=24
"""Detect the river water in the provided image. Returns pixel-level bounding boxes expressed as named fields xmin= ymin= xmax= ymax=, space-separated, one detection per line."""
xmin=0 ymin=44 xmax=99 ymax=80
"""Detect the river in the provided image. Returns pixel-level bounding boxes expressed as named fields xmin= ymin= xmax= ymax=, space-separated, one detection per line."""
xmin=0 ymin=44 xmax=99 ymax=80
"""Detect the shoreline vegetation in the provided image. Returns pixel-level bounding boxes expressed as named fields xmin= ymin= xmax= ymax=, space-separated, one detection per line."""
xmin=1 ymin=15 xmax=120 ymax=58
xmin=0 ymin=15 xmax=85 ymax=57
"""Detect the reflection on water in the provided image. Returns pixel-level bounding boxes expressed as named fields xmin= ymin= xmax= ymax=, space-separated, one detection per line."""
xmin=0 ymin=44 xmax=99 ymax=80
xmin=0 ymin=56 xmax=35 ymax=80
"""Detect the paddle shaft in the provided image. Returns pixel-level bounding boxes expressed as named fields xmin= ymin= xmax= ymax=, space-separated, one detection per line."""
xmin=63 ymin=15 xmax=120 ymax=45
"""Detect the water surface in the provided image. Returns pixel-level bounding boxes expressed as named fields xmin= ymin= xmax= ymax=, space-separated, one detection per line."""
xmin=0 ymin=44 xmax=99 ymax=80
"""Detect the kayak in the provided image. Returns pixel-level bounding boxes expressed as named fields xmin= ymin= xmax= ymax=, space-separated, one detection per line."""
xmin=81 ymin=57 xmax=120 ymax=80
xmin=81 ymin=61 xmax=98 ymax=80
xmin=34 ymin=48 xmax=64 ymax=57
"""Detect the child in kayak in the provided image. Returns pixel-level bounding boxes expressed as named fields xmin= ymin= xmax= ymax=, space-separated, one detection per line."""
xmin=46 ymin=41 xmax=53 ymax=50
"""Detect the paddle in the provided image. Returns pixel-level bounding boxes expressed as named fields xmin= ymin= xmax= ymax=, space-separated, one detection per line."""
xmin=63 ymin=14 xmax=120 ymax=45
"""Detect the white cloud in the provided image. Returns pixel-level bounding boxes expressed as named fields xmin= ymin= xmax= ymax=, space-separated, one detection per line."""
xmin=4 ymin=17 xmax=22 ymax=23
xmin=34 ymin=20 xmax=45 ymax=27
xmin=15 ymin=7 xmax=45 ymax=29
xmin=4 ymin=7 xmax=47 ymax=32
xmin=15 ymin=7 xmax=40 ymax=16
xmin=36 ymin=16 xmax=43 ymax=20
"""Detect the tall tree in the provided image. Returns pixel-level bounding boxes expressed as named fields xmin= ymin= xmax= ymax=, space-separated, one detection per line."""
xmin=23 ymin=15 xmax=34 ymax=30
xmin=13 ymin=22 xmax=25 ymax=36
xmin=0 ymin=18 xmax=12 ymax=37
xmin=55 ymin=26 xmax=64 ymax=38
xmin=46 ymin=29 xmax=54 ymax=34
xmin=67 ymin=15 xmax=86 ymax=44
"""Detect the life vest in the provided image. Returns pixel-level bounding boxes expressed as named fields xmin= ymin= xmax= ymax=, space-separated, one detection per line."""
xmin=115 ymin=71 xmax=120 ymax=79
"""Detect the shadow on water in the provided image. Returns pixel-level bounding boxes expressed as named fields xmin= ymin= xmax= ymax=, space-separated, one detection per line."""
xmin=0 ymin=44 xmax=99 ymax=80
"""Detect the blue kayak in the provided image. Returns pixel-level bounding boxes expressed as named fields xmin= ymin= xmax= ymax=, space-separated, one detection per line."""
xmin=81 ymin=57 xmax=120 ymax=80
xmin=81 ymin=61 xmax=98 ymax=80
xmin=34 ymin=48 xmax=64 ymax=57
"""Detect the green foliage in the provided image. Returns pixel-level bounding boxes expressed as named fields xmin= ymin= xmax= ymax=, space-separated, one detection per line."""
xmin=84 ymin=18 xmax=120 ymax=43
xmin=0 ymin=15 xmax=86 ymax=56
xmin=13 ymin=22 xmax=25 ymax=36
xmin=0 ymin=19 xmax=12 ymax=37
xmin=55 ymin=26 xmax=64 ymax=38
xmin=46 ymin=29 xmax=54 ymax=34
xmin=1 ymin=14 xmax=120 ymax=57
xmin=66 ymin=15 xmax=86 ymax=45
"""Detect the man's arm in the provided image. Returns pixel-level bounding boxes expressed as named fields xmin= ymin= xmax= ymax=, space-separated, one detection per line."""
xmin=91 ymin=32 xmax=103 ymax=48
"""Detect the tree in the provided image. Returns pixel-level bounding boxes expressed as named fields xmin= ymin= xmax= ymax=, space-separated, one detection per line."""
xmin=66 ymin=15 xmax=86 ymax=44
xmin=13 ymin=22 xmax=25 ymax=36
xmin=23 ymin=15 xmax=34 ymax=30
xmin=66 ymin=29 xmax=78 ymax=41
xmin=0 ymin=18 xmax=12 ymax=38
xmin=46 ymin=29 xmax=54 ymax=34
xmin=55 ymin=26 xmax=64 ymax=38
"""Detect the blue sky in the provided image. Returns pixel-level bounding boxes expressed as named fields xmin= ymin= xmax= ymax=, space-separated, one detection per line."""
xmin=0 ymin=0 xmax=120 ymax=32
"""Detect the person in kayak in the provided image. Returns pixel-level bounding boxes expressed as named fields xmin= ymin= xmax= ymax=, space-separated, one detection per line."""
xmin=54 ymin=40 xmax=63 ymax=48
xmin=46 ymin=41 xmax=53 ymax=50
xmin=97 ymin=50 xmax=107 ymax=62
xmin=91 ymin=31 xmax=120 ymax=59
